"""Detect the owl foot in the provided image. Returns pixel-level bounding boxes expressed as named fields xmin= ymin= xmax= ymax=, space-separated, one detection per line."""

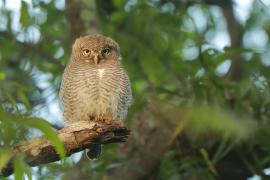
xmin=90 ymin=116 xmax=103 ymax=122
xmin=104 ymin=117 xmax=113 ymax=124
xmin=96 ymin=127 xmax=103 ymax=133
xmin=103 ymin=118 xmax=124 ymax=127
xmin=88 ymin=115 xmax=96 ymax=121
xmin=114 ymin=120 xmax=124 ymax=127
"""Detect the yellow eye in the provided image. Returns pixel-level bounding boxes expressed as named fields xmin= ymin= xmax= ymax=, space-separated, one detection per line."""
xmin=82 ymin=49 xmax=90 ymax=56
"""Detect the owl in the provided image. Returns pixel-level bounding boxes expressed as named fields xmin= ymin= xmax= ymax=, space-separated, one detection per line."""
xmin=59 ymin=34 xmax=132 ymax=159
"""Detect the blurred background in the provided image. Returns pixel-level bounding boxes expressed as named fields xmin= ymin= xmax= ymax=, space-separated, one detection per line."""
xmin=1 ymin=0 xmax=270 ymax=179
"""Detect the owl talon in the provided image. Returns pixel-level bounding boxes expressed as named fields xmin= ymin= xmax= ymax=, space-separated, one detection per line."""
xmin=96 ymin=127 xmax=103 ymax=133
xmin=105 ymin=119 xmax=112 ymax=124
xmin=89 ymin=115 xmax=95 ymax=121
xmin=93 ymin=116 xmax=102 ymax=122
xmin=115 ymin=120 xmax=124 ymax=127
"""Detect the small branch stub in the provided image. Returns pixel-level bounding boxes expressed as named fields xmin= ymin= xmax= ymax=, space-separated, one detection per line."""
xmin=0 ymin=120 xmax=130 ymax=177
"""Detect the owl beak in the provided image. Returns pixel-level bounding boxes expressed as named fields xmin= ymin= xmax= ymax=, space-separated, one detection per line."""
xmin=92 ymin=52 xmax=100 ymax=65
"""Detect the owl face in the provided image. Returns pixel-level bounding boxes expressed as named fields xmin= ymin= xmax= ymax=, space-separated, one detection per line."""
xmin=71 ymin=34 xmax=120 ymax=65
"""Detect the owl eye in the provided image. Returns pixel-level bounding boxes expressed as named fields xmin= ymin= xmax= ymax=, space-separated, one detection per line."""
xmin=82 ymin=49 xmax=90 ymax=56
xmin=101 ymin=47 xmax=111 ymax=55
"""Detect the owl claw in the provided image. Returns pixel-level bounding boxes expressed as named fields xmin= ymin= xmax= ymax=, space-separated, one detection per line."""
xmin=104 ymin=118 xmax=112 ymax=124
xmin=96 ymin=127 xmax=103 ymax=133
xmin=114 ymin=120 xmax=124 ymax=127
xmin=88 ymin=115 xmax=95 ymax=121
xmin=92 ymin=115 xmax=123 ymax=126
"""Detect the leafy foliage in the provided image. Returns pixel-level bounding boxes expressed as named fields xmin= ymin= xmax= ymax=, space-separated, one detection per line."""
xmin=1 ymin=0 xmax=270 ymax=179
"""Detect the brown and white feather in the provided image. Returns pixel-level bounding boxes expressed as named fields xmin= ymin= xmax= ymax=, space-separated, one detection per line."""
xmin=60 ymin=34 xmax=132 ymax=124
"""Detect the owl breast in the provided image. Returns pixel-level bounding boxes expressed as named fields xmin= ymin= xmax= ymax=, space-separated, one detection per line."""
xmin=60 ymin=63 xmax=132 ymax=123
xmin=79 ymin=67 xmax=119 ymax=120
xmin=97 ymin=69 xmax=105 ymax=78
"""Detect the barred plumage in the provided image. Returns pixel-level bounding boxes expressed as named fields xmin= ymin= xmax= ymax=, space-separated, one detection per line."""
xmin=59 ymin=34 xmax=132 ymax=159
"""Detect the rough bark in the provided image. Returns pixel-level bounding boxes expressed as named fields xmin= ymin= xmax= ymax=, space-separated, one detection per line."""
xmin=0 ymin=120 xmax=130 ymax=177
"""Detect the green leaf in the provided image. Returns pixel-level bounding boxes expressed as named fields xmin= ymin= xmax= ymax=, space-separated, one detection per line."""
xmin=0 ymin=72 xmax=5 ymax=80
xmin=17 ymin=90 xmax=31 ymax=109
xmin=20 ymin=1 xmax=29 ymax=27
xmin=22 ymin=118 xmax=66 ymax=160
xmin=5 ymin=92 xmax=19 ymax=111
xmin=0 ymin=148 xmax=12 ymax=170
xmin=113 ymin=0 xmax=126 ymax=8
xmin=140 ymin=51 xmax=170 ymax=86
xmin=14 ymin=157 xmax=31 ymax=180
xmin=200 ymin=148 xmax=218 ymax=176
xmin=186 ymin=106 xmax=257 ymax=140
xmin=158 ymin=151 xmax=180 ymax=180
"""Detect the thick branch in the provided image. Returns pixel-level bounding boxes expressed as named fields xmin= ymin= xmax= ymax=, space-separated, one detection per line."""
xmin=0 ymin=120 xmax=130 ymax=177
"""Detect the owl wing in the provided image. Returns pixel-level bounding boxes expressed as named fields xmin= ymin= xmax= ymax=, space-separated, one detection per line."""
xmin=117 ymin=70 xmax=133 ymax=120
xmin=59 ymin=67 xmax=70 ymax=122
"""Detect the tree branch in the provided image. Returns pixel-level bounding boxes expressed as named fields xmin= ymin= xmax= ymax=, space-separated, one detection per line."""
xmin=220 ymin=0 xmax=244 ymax=81
xmin=0 ymin=31 xmax=65 ymax=70
xmin=0 ymin=120 xmax=130 ymax=177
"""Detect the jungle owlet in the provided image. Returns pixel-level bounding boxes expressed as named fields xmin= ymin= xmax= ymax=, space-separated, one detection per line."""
xmin=59 ymin=34 xmax=132 ymax=159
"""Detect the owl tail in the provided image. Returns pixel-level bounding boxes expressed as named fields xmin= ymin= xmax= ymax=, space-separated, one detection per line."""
xmin=85 ymin=145 xmax=102 ymax=160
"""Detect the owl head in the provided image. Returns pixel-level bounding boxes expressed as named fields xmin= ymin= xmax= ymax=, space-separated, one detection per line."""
xmin=71 ymin=34 xmax=121 ymax=65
